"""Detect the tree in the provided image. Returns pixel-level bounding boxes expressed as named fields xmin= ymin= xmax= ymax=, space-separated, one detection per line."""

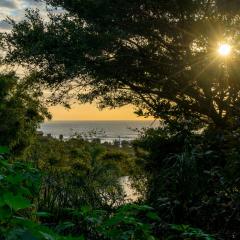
xmin=0 ymin=71 xmax=50 ymax=154
xmin=2 ymin=0 xmax=240 ymax=129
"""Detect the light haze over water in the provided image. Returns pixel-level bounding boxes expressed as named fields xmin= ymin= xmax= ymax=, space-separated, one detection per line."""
xmin=40 ymin=120 xmax=159 ymax=142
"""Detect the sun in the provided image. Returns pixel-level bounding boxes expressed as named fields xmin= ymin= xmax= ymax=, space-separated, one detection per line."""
xmin=218 ymin=43 xmax=232 ymax=56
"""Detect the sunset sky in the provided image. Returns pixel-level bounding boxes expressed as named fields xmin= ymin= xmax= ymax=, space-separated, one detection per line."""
xmin=0 ymin=0 xmax=145 ymax=120
xmin=48 ymin=104 xmax=143 ymax=121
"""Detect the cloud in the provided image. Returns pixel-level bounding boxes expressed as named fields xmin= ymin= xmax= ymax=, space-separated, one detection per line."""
xmin=20 ymin=0 xmax=43 ymax=8
xmin=0 ymin=0 xmax=47 ymax=32
xmin=0 ymin=0 xmax=62 ymax=33
xmin=0 ymin=0 xmax=18 ymax=9
xmin=0 ymin=20 xmax=11 ymax=30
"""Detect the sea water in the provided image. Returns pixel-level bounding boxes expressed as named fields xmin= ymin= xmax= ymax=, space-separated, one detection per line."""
xmin=40 ymin=120 xmax=158 ymax=142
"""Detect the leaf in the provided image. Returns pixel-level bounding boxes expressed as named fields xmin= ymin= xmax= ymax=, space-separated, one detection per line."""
xmin=170 ymin=224 xmax=189 ymax=232
xmin=18 ymin=187 xmax=31 ymax=197
xmin=39 ymin=231 xmax=55 ymax=240
xmin=205 ymin=150 xmax=214 ymax=155
xmin=0 ymin=206 xmax=12 ymax=219
xmin=55 ymin=221 xmax=75 ymax=233
xmin=7 ymin=229 xmax=39 ymax=240
xmin=147 ymin=236 xmax=155 ymax=240
xmin=146 ymin=212 xmax=161 ymax=221
xmin=6 ymin=174 xmax=24 ymax=184
xmin=3 ymin=193 xmax=31 ymax=211
xmin=80 ymin=205 xmax=92 ymax=214
xmin=63 ymin=236 xmax=85 ymax=240
xmin=0 ymin=197 xmax=5 ymax=207
xmin=103 ymin=216 xmax=123 ymax=227
xmin=133 ymin=205 xmax=153 ymax=211
xmin=0 ymin=146 xmax=9 ymax=154
xmin=35 ymin=212 xmax=52 ymax=217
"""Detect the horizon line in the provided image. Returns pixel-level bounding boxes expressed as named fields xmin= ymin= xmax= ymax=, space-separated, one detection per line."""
xmin=44 ymin=119 xmax=156 ymax=122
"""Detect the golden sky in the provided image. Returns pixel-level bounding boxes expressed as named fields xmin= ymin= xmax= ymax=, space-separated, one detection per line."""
xmin=0 ymin=65 xmax=144 ymax=121
xmin=48 ymin=104 xmax=148 ymax=120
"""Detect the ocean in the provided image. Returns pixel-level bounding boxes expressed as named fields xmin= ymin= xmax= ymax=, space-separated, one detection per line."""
xmin=39 ymin=120 xmax=159 ymax=142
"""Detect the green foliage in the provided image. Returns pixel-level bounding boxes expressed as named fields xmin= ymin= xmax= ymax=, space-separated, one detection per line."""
xmin=134 ymin=127 xmax=240 ymax=238
xmin=0 ymin=146 xmax=9 ymax=154
xmin=54 ymin=203 xmax=214 ymax=240
xmin=0 ymin=72 xmax=50 ymax=155
xmin=0 ymin=150 xmax=84 ymax=240
xmin=98 ymin=204 xmax=158 ymax=240
xmin=81 ymin=204 xmax=159 ymax=240
xmin=170 ymin=224 xmax=215 ymax=240
xmin=0 ymin=150 xmax=40 ymax=238
xmin=51 ymin=204 xmax=160 ymax=239
xmin=2 ymin=146 xmax=213 ymax=240
xmin=24 ymin=136 xmax=136 ymax=218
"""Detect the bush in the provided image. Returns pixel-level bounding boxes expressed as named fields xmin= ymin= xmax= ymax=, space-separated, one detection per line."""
xmin=0 ymin=148 xmax=84 ymax=240
xmin=133 ymin=127 xmax=240 ymax=238
xmin=0 ymin=145 xmax=215 ymax=240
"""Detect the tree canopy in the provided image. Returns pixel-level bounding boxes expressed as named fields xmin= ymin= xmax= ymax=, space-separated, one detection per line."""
xmin=2 ymin=0 xmax=240 ymax=128
xmin=0 ymin=71 xmax=50 ymax=154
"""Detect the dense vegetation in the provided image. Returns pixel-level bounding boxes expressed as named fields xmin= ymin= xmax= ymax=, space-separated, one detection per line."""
xmin=1 ymin=0 xmax=240 ymax=239
xmin=0 ymin=72 xmax=50 ymax=155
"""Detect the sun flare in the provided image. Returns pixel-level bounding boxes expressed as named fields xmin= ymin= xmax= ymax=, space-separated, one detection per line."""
xmin=218 ymin=43 xmax=232 ymax=56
